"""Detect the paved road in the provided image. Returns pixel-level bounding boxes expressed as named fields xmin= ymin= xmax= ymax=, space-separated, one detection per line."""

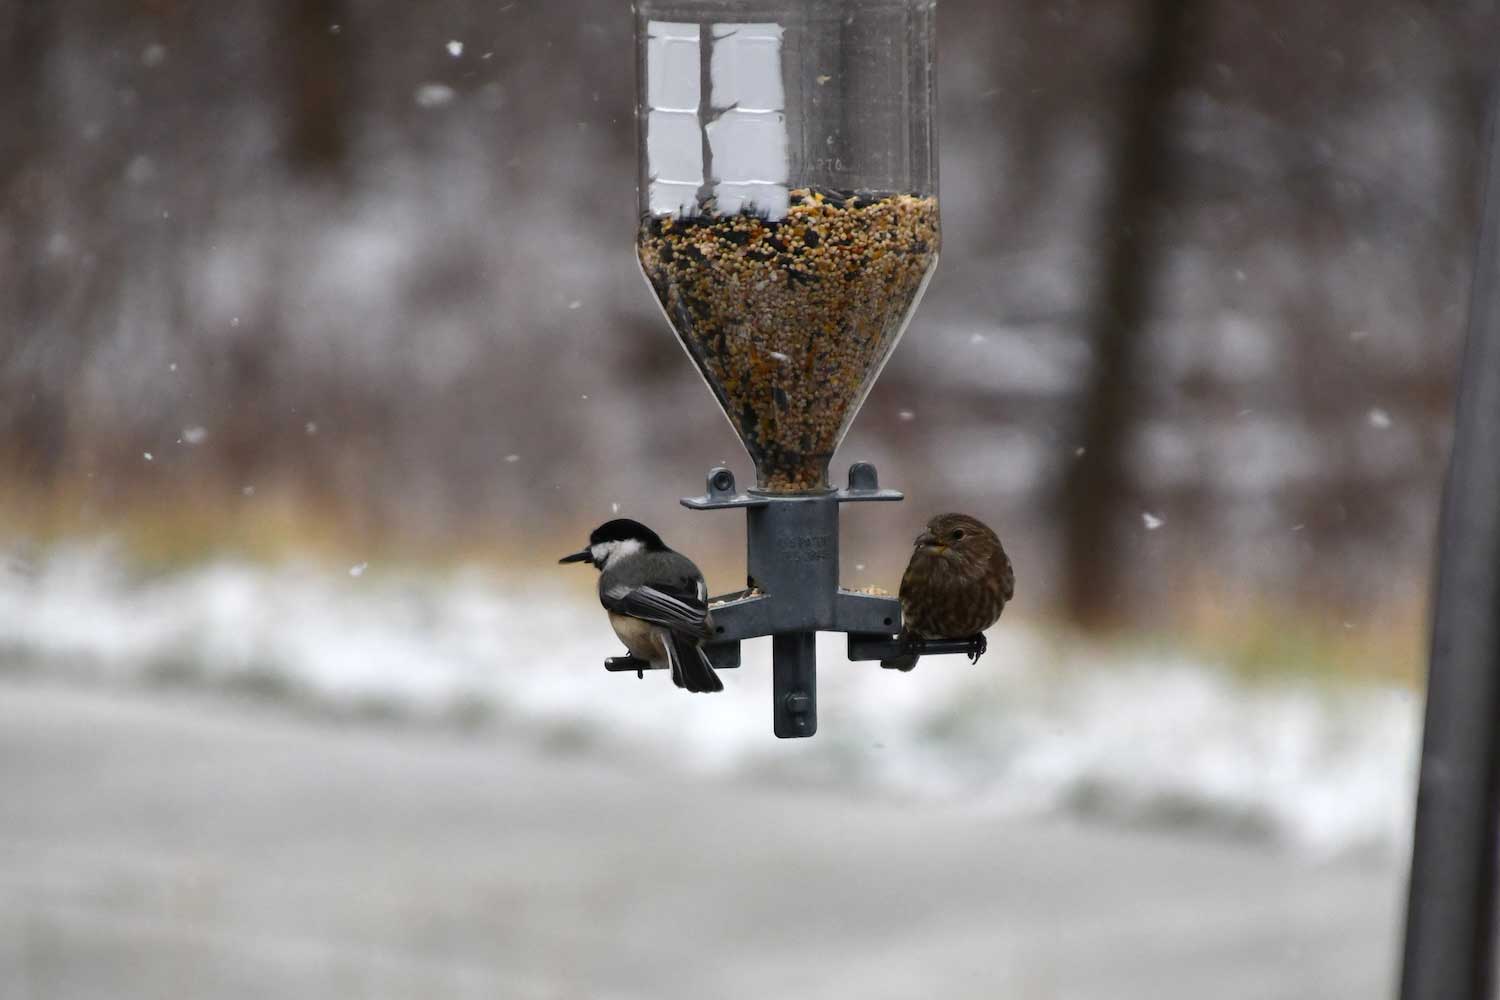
xmin=0 ymin=682 xmax=1403 ymax=999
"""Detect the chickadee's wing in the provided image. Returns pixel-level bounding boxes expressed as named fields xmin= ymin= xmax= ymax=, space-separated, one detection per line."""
xmin=601 ymin=581 xmax=712 ymax=638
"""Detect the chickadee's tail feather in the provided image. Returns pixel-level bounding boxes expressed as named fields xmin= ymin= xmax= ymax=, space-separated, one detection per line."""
xmin=663 ymin=631 xmax=723 ymax=693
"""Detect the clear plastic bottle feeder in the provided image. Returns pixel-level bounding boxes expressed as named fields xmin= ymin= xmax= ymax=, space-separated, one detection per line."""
xmin=636 ymin=0 xmax=939 ymax=494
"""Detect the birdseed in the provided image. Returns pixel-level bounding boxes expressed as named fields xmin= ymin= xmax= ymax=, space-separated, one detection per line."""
xmin=638 ymin=189 xmax=939 ymax=493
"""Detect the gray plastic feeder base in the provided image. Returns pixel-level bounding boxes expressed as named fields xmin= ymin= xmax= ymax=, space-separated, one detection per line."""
xmin=598 ymin=462 xmax=984 ymax=739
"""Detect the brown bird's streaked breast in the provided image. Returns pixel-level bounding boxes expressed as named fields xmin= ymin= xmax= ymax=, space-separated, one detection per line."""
xmin=898 ymin=513 xmax=1014 ymax=640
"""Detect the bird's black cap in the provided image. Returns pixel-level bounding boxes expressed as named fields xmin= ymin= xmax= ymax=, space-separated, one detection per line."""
xmin=588 ymin=518 xmax=666 ymax=551
xmin=560 ymin=518 xmax=670 ymax=565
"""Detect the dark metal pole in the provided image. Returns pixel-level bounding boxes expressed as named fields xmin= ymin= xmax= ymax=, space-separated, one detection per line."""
xmin=1399 ymin=78 xmax=1500 ymax=1000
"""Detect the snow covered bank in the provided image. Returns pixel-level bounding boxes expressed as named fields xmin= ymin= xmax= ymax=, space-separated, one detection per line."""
xmin=0 ymin=543 xmax=1418 ymax=857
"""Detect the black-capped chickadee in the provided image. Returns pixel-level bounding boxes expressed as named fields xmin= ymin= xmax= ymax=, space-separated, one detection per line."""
xmin=559 ymin=518 xmax=724 ymax=693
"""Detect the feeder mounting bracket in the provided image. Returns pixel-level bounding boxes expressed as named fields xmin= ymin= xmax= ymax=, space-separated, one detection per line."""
xmin=598 ymin=462 xmax=984 ymax=738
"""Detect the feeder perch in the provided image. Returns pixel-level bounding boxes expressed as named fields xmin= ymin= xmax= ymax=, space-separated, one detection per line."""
xmin=617 ymin=0 xmax=970 ymax=737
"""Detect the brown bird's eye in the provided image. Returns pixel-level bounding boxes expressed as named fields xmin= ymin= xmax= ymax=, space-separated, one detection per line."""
xmin=952 ymin=529 xmax=965 ymax=540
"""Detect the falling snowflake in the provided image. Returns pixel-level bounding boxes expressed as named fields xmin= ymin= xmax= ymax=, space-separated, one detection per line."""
xmin=182 ymin=426 xmax=208 ymax=445
xmin=414 ymin=83 xmax=456 ymax=109
xmin=168 ymin=362 xmax=178 ymax=372
xmin=567 ymin=300 xmax=582 ymax=310
xmin=504 ymin=454 xmax=520 ymax=463
xmin=1141 ymin=512 xmax=1165 ymax=531
xmin=897 ymin=409 xmax=916 ymax=422
xmin=142 ymin=452 xmax=153 ymax=462
xmin=241 ymin=485 xmax=255 ymax=497
xmin=126 ymin=156 xmax=155 ymax=185
xmin=969 ymin=332 xmax=987 ymax=345
xmin=304 ymin=421 xmax=319 ymax=436
xmin=855 ymin=563 xmax=866 ymax=572
xmin=611 ymin=502 xmax=621 ymax=514
xmin=1367 ymin=408 xmax=1392 ymax=429
xmin=446 ymin=40 xmax=464 ymax=57
xmin=349 ymin=562 xmax=368 ymax=578
xmin=142 ymin=44 xmax=166 ymax=68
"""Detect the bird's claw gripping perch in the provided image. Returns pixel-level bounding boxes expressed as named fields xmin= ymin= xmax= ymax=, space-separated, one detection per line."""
xmin=858 ymin=632 xmax=989 ymax=668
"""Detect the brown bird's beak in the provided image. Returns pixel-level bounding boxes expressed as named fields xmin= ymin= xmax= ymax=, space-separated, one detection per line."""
xmin=558 ymin=548 xmax=593 ymax=565
xmin=915 ymin=530 xmax=943 ymax=551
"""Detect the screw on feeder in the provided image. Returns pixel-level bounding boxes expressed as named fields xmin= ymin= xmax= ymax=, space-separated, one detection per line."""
xmin=709 ymin=467 xmax=736 ymax=499
xmin=783 ymin=688 xmax=815 ymax=737
xmin=847 ymin=461 xmax=881 ymax=493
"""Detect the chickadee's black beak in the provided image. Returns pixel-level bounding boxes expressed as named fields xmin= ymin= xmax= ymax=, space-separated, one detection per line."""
xmin=558 ymin=549 xmax=592 ymax=565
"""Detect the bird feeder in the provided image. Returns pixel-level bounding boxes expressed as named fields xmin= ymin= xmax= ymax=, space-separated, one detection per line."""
xmin=615 ymin=0 xmax=975 ymax=738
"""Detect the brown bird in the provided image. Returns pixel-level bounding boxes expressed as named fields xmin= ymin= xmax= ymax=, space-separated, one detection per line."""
xmin=883 ymin=513 xmax=1014 ymax=671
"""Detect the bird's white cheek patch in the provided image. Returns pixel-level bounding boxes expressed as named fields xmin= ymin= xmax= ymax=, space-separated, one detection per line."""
xmin=599 ymin=539 xmax=644 ymax=569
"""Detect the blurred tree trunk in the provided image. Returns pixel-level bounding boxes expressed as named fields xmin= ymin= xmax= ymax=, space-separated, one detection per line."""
xmin=1444 ymin=3 xmax=1492 ymax=244
xmin=1060 ymin=0 xmax=1195 ymax=628
xmin=0 ymin=0 xmax=63 ymax=483
xmin=212 ymin=0 xmax=357 ymax=492
xmin=282 ymin=0 xmax=353 ymax=181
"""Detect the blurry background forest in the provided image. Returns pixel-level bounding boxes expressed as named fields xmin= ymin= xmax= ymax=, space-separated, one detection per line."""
xmin=2 ymin=0 xmax=1492 ymax=647
xmin=3 ymin=1 xmax=1493 ymax=995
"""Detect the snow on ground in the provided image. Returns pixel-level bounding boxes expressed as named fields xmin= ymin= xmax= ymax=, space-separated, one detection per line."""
xmin=0 ymin=542 xmax=1419 ymax=858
